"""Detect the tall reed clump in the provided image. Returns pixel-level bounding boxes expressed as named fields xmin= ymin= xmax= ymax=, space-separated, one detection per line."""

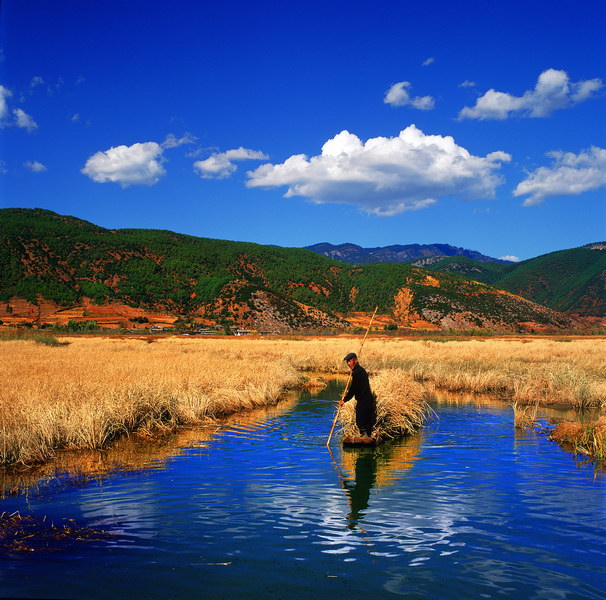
xmin=339 ymin=369 xmax=433 ymax=441
xmin=510 ymin=401 xmax=539 ymax=429
xmin=550 ymin=417 xmax=606 ymax=463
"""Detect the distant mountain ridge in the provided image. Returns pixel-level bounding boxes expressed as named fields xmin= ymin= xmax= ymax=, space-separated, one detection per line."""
xmin=0 ymin=208 xmax=588 ymax=333
xmin=305 ymin=242 xmax=510 ymax=265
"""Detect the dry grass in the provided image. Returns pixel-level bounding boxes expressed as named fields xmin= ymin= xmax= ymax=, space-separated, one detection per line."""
xmin=1 ymin=393 xmax=300 ymax=495
xmin=1 ymin=337 xmax=300 ymax=466
xmin=268 ymin=337 xmax=606 ymax=408
xmin=511 ymin=401 xmax=539 ymax=429
xmin=2 ymin=335 xmax=604 ymax=468
xmin=300 ymin=376 xmax=329 ymax=392
xmin=338 ymin=369 xmax=433 ymax=441
xmin=550 ymin=416 xmax=606 ymax=462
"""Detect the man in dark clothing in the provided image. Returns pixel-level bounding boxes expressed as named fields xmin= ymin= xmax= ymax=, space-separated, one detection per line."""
xmin=339 ymin=352 xmax=376 ymax=436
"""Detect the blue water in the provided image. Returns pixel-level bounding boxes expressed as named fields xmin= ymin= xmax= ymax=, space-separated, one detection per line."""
xmin=1 ymin=380 xmax=605 ymax=599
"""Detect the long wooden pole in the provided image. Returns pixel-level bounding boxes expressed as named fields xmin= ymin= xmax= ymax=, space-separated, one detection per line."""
xmin=326 ymin=306 xmax=378 ymax=446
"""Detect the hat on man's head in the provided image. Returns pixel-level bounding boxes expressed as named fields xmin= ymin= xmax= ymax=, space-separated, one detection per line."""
xmin=343 ymin=352 xmax=357 ymax=362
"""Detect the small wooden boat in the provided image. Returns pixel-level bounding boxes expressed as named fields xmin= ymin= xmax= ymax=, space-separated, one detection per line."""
xmin=342 ymin=435 xmax=378 ymax=446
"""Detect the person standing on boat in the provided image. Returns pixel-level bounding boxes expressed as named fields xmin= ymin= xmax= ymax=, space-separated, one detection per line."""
xmin=339 ymin=353 xmax=376 ymax=437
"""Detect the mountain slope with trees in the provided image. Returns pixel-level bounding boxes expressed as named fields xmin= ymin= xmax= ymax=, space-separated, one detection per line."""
xmin=0 ymin=208 xmax=589 ymax=332
xmin=424 ymin=246 xmax=606 ymax=317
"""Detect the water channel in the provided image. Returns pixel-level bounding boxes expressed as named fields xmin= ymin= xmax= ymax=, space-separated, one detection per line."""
xmin=1 ymin=380 xmax=605 ymax=599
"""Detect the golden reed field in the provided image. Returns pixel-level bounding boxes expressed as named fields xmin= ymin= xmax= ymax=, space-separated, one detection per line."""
xmin=1 ymin=335 xmax=605 ymax=467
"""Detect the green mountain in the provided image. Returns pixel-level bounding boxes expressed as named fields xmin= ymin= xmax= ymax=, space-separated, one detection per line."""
xmin=0 ymin=208 xmax=588 ymax=332
xmin=424 ymin=247 xmax=606 ymax=317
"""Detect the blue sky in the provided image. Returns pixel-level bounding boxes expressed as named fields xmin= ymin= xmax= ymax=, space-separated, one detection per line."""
xmin=1 ymin=0 xmax=604 ymax=261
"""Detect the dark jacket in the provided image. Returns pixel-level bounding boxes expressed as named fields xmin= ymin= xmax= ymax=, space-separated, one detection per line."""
xmin=343 ymin=363 xmax=376 ymax=434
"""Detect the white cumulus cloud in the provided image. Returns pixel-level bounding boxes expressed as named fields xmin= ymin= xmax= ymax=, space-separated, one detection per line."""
xmin=422 ymin=57 xmax=435 ymax=66
xmin=24 ymin=160 xmax=47 ymax=172
xmin=194 ymin=146 xmax=268 ymax=179
xmin=246 ymin=125 xmax=511 ymax=216
xmin=513 ymin=146 xmax=606 ymax=206
xmin=384 ymin=81 xmax=435 ymax=110
xmin=459 ymin=69 xmax=603 ymax=120
xmin=499 ymin=255 xmax=520 ymax=262
xmin=82 ymin=142 xmax=166 ymax=187
xmin=14 ymin=108 xmax=38 ymax=131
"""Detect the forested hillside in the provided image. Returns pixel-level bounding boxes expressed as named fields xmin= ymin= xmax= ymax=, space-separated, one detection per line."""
xmin=425 ymin=247 xmax=606 ymax=317
xmin=0 ymin=208 xmax=587 ymax=332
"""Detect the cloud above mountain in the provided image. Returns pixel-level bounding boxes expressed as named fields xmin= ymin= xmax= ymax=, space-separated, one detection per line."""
xmin=459 ymin=69 xmax=603 ymax=120
xmin=13 ymin=108 xmax=38 ymax=131
xmin=514 ymin=146 xmax=606 ymax=206
xmin=81 ymin=133 xmax=200 ymax=187
xmin=246 ymin=125 xmax=511 ymax=216
xmin=194 ymin=147 xmax=269 ymax=179
xmin=161 ymin=132 xmax=197 ymax=149
xmin=384 ymin=81 xmax=435 ymax=110
xmin=0 ymin=85 xmax=38 ymax=132
xmin=82 ymin=142 xmax=166 ymax=187
xmin=499 ymin=255 xmax=520 ymax=262
xmin=24 ymin=161 xmax=47 ymax=172
xmin=0 ymin=85 xmax=11 ymax=119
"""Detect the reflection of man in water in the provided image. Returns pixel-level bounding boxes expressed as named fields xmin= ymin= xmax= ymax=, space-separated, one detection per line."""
xmin=343 ymin=449 xmax=377 ymax=530
xmin=339 ymin=353 xmax=376 ymax=437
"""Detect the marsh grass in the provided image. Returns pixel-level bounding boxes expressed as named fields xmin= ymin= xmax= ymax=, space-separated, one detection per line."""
xmin=2 ymin=335 xmax=604 ymax=468
xmin=280 ymin=337 xmax=605 ymax=408
xmin=1 ymin=338 xmax=300 ymax=466
xmin=0 ymin=329 xmax=66 ymax=347
xmin=1 ymin=394 xmax=300 ymax=495
xmin=511 ymin=401 xmax=539 ymax=429
xmin=339 ymin=369 xmax=433 ymax=441
xmin=550 ymin=417 xmax=606 ymax=463
xmin=300 ymin=376 xmax=328 ymax=392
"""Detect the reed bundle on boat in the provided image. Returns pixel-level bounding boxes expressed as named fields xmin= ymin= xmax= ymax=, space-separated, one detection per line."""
xmin=338 ymin=369 xmax=433 ymax=442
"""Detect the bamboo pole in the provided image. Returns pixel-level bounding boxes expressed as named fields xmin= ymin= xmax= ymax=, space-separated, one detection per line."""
xmin=326 ymin=306 xmax=378 ymax=446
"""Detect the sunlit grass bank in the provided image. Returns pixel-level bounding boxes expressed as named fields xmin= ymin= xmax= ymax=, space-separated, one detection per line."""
xmin=1 ymin=335 xmax=604 ymax=467
xmin=277 ymin=337 xmax=606 ymax=408
xmin=550 ymin=417 xmax=606 ymax=463
xmin=1 ymin=337 xmax=300 ymax=466
xmin=0 ymin=328 xmax=65 ymax=347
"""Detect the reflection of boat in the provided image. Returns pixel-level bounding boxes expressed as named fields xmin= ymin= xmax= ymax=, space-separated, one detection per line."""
xmin=342 ymin=447 xmax=377 ymax=529
xmin=333 ymin=434 xmax=422 ymax=530
xmin=340 ymin=432 xmax=422 ymax=489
